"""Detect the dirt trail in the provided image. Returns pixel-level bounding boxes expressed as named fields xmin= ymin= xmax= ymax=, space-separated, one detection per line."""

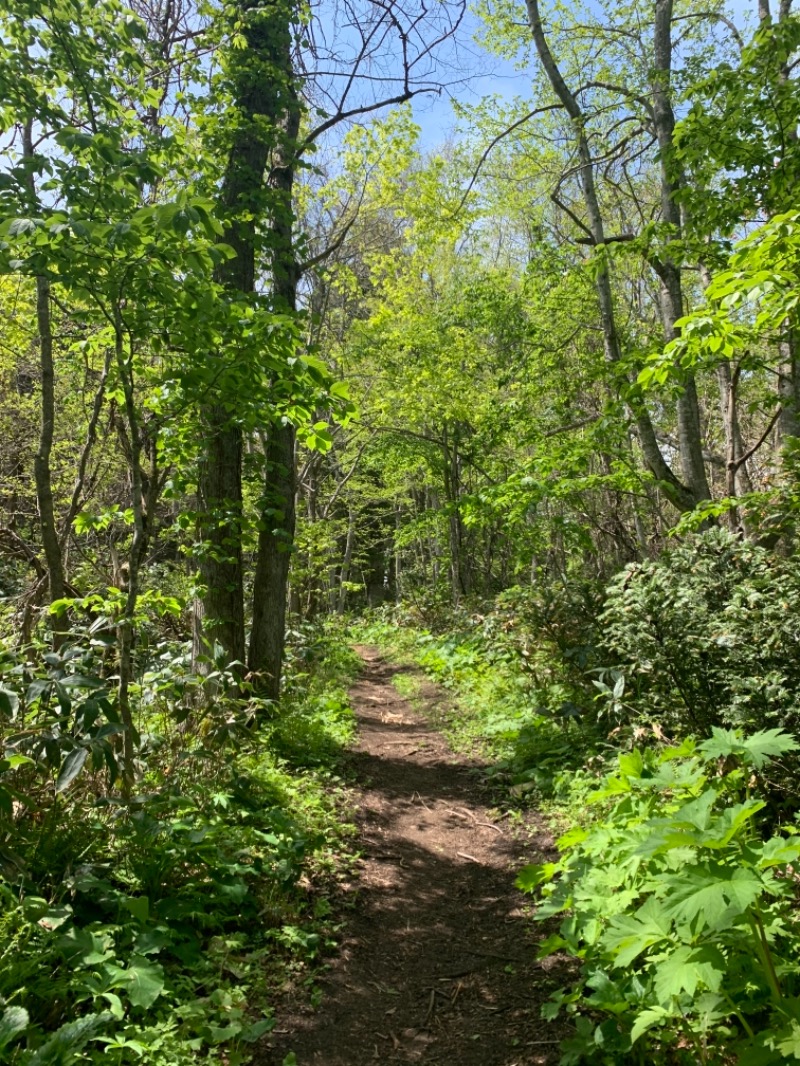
xmin=261 ymin=647 xmax=565 ymax=1066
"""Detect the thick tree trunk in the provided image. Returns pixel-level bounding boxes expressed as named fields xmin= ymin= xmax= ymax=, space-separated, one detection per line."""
xmin=247 ymin=10 xmax=301 ymax=697
xmin=249 ymin=422 xmax=296 ymax=698
xmin=196 ymin=0 xmax=291 ymax=673
xmin=196 ymin=411 xmax=246 ymax=669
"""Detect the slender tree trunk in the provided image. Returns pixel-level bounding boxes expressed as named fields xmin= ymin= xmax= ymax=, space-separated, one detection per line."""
xmin=526 ymin=0 xmax=696 ymax=512
xmin=337 ymin=507 xmax=356 ymax=613
xmin=651 ymin=0 xmax=712 ymax=504
xmin=716 ymin=361 xmax=753 ymax=496
xmin=777 ymin=332 xmax=800 ymax=442
xmin=32 ymin=276 xmax=68 ymax=640
xmin=113 ymin=316 xmax=145 ymax=793
xmin=23 ymin=123 xmax=67 ymax=646
xmin=442 ymin=424 xmax=467 ymax=603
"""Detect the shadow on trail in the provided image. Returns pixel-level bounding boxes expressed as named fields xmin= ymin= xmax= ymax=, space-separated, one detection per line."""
xmin=259 ymin=648 xmax=569 ymax=1066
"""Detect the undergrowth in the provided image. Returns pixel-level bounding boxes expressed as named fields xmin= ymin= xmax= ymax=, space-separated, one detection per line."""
xmin=0 ymin=621 xmax=360 ymax=1065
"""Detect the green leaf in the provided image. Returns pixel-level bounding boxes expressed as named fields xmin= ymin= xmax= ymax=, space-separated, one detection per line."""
xmin=100 ymin=993 xmax=125 ymax=1021
xmin=122 ymin=896 xmax=149 ymax=924
xmin=241 ymin=1017 xmax=274 ymax=1042
xmin=601 ymin=897 xmax=672 ymax=967
xmin=7 ymin=218 xmax=37 ymax=237
xmin=3 ymin=754 xmax=33 ymax=770
xmin=59 ymin=674 xmax=105 ymax=690
xmin=516 ymin=862 xmax=558 ymax=892
xmin=0 ymin=686 xmax=20 ymax=718
xmin=756 ymin=835 xmax=800 ymax=869
xmin=662 ymin=864 xmax=764 ymax=929
xmin=740 ymin=729 xmax=799 ymax=768
xmin=37 ymin=905 xmax=74 ymax=932
xmin=699 ymin=727 xmax=798 ymax=769
xmin=776 ymin=1020 xmax=800 ymax=1059
xmin=653 ymin=944 xmax=725 ymax=1002
xmin=0 ymin=1005 xmax=29 ymax=1050
xmin=125 ymin=955 xmax=165 ymax=1009
xmin=26 ymin=1012 xmax=111 ymax=1065
xmin=55 ymin=747 xmax=88 ymax=793
xmin=618 ymin=749 xmax=644 ymax=779
xmin=556 ymin=826 xmax=589 ymax=849
xmin=630 ymin=1006 xmax=670 ymax=1044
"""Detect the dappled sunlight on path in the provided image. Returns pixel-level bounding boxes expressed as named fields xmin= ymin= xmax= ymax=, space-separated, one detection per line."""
xmin=260 ymin=647 xmax=569 ymax=1066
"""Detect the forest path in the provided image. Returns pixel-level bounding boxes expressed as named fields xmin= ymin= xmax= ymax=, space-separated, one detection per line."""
xmin=261 ymin=646 xmax=565 ymax=1066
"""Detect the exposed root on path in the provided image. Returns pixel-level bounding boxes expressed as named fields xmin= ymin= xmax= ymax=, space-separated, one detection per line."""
xmin=260 ymin=646 xmax=568 ymax=1066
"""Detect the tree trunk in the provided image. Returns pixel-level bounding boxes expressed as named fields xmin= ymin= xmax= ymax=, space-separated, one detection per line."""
xmin=113 ymin=315 xmax=146 ymax=794
xmin=526 ymin=0 xmax=696 ymax=512
xmin=32 ymin=275 xmax=68 ymax=644
xmin=337 ymin=506 xmax=356 ymax=613
xmin=196 ymin=0 xmax=294 ymax=673
xmin=651 ymin=0 xmax=712 ymax=505
xmin=777 ymin=332 xmax=800 ymax=443
xmin=716 ymin=361 xmax=753 ymax=496
xmin=23 ymin=123 xmax=67 ymax=646
xmin=247 ymin=3 xmax=301 ymax=699
xmin=249 ymin=422 xmax=296 ymax=698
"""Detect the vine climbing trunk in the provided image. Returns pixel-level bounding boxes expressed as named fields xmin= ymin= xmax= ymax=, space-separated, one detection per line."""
xmin=195 ymin=0 xmax=287 ymax=675
xmin=247 ymin=0 xmax=301 ymax=702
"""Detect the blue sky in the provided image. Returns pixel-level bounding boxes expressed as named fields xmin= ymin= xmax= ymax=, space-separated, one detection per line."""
xmin=408 ymin=0 xmax=756 ymax=150
xmin=410 ymin=7 xmax=533 ymax=149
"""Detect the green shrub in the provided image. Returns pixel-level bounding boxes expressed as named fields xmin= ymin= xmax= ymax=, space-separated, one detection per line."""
xmin=0 ymin=619 xmax=359 ymax=1064
xmin=519 ymin=728 xmax=800 ymax=1064
xmin=599 ymin=529 xmax=800 ymax=737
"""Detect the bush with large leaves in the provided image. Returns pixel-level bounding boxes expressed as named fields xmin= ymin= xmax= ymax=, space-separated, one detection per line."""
xmin=519 ymin=729 xmax=800 ymax=1064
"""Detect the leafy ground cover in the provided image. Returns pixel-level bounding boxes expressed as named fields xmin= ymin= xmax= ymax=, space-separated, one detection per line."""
xmin=520 ymin=729 xmax=800 ymax=1065
xmin=0 ymin=623 xmax=360 ymax=1065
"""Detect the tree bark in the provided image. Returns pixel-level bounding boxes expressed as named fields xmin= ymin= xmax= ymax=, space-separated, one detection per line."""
xmin=651 ymin=0 xmax=712 ymax=504
xmin=716 ymin=360 xmax=753 ymax=496
xmin=249 ymin=422 xmax=296 ymax=697
xmin=777 ymin=332 xmax=800 ymax=443
xmin=246 ymin=0 xmax=301 ymax=699
xmin=526 ymin=0 xmax=697 ymax=512
xmin=23 ymin=123 xmax=67 ymax=646
xmin=196 ymin=0 xmax=290 ymax=673
xmin=113 ymin=313 xmax=145 ymax=793
xmin=337 ymin=506 xmax=356 ymax=613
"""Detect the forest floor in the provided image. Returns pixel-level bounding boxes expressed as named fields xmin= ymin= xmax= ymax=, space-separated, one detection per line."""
xmin=260 ymin=646 xmax=570 ymax=1066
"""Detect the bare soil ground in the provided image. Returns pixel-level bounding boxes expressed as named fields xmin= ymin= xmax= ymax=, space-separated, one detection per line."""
xmin=260 ymin=646 xmax=569 ymax=1066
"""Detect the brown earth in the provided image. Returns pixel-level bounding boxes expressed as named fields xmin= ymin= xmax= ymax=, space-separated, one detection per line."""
xmin=260 ymin=646 xmax=570 ymax=1066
